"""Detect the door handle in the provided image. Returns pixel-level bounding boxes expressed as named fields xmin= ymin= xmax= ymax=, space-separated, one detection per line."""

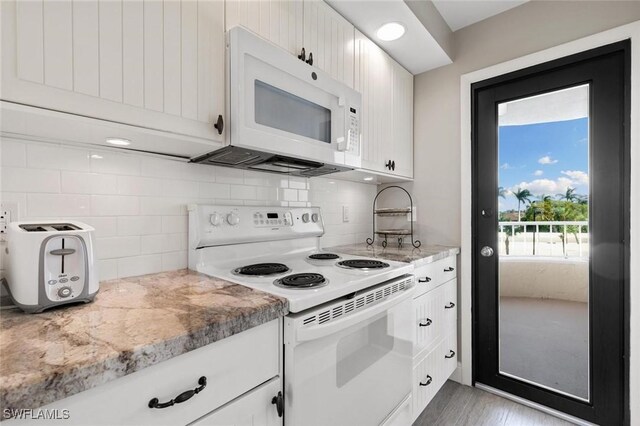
xmin=444 ymin=267 xmax=454 ymax=272
xmin=306 ymin=52 xmax=313 ymax=66
xmin=418 ymin=277 xmax=431 ymax=283
xmin=445 ymin=350 xmax=456 ymax=359
xmin=213 ymin=114 xmax=224 ymax=135
xmin=298 ymin=47 xmax=306 ymax=62
xmin=419 ymin=375 xmax=433 ymax=386
xmin=271 ymin=391 xmax=284 ymax=417
xmin=480 ymin=246 xmax=494 ymax=257
xmin=445 ymin=302 xmax=455 ymax=309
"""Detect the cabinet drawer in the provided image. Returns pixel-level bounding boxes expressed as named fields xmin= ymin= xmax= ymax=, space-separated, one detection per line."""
xmin=413 ymin=256 xmax=457 ymax=298
xmin=412 ymin=341 xmax=442 ymax=421
xmin=37 ymin=320 xmax=280 ymax=426
xmin=413 ymin=285 xmax=443 ymax=357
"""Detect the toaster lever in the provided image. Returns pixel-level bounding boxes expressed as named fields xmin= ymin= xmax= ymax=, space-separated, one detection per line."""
xmin=50 ymin=248 xmax=76 ymax=256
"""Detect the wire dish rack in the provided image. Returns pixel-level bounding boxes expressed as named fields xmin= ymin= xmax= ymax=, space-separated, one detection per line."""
xmin=366 ymin=186 xmax=421 ymax=248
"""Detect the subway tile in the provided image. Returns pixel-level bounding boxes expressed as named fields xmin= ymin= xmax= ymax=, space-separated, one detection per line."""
xmin=117 ymin=254 xmax=162 ymax=278
xmin=140 ymin=157 xmax=189 ymax=179
xmin=255 ymin=186 xmax=278 ymax=201
xmin=90 ymin=151 xmax=140 ymax=175
xmin=27 ymin=194 xmax=90 ymax=217
xmin=140 ymin=235 xmax=165 ymax=254
xmin=297 ymin=190 xmax=308 ymax=202
xmin=279 ymin=188 xmax=298 ymax=202
xmin=161 ymin=251 xmax=188 ymax=272
xmin=289 ymin=201 xmax=309 ymax=207
xmin=2 ymin=167 xmax=60 ymax=193
xmin=0 ymin=192 xmax=27 ymax=218
xmin=1 ymin=139 xmax=27 ymax=167
xmin=98 ymin=259 xmax=118 ymax=281
xmin=161 ymin=215 xmax=188 ymax=234
xmin=288 ymin=178 xmax=308 ymax=190
xmin=229 ymin=184 xmax=256 ymax=200
xmin=140 ymin=197 xmax=189 ymax=216
xmin=159 ymin=179 xmax=199 ymax=198
xmin=95 ymin=236 xmax=140 ymax=259
xmin=91 ymin=195 xmax=139 ymax=216
xmin=75 ymin=217 xmax=118 ymax=238
xmin=199 ymin=182 xmax=230 ymax=199
xmin=27 ymin=143 xmax=90 ymax=172
xmin=61 ymin=171 xmax=118 ymax=195
xmin=214 ymin=167 xmax=244 ymax=184
xmin=117 ymin=175 xmax=161 ymax=196
xmin=117 ymin=216 xmax=162 ymax=236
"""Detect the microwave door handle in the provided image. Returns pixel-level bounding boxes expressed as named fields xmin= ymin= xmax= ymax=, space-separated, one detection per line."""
xmin=294 ymin=284 xmax=414 ymax=343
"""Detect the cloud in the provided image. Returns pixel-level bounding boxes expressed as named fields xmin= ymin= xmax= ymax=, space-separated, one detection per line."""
xmin=538 ymin=155 xmax=558 ymax=165
xmin=500 ymin=163 xmax=513 ymax=170
xmin=510 ymin=170 xmax=588 ymax=196
xmin=533 ymin=170 xmax=544 ymax=176
xmin=561 ymin=170 xmax=588 ymax=186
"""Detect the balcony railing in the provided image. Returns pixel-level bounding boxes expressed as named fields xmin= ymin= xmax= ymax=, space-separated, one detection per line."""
xmin=498 ymin=221 xmax=589 ymax=258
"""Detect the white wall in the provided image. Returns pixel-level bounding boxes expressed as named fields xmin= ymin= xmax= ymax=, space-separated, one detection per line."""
xmin=0 ymin=138 xmax=375 ymax=281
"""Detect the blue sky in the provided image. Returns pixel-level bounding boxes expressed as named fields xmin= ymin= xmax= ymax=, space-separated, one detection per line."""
xmin=498 ymin=117 xmax=589 ymax=212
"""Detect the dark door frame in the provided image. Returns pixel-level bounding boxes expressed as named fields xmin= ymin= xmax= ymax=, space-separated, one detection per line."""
xmin=471 ymin=40 xmax=630 ymax=425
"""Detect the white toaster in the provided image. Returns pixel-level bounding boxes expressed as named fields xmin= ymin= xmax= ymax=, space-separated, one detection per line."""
xmin=4 ymin=220 xmax=99 ymax=313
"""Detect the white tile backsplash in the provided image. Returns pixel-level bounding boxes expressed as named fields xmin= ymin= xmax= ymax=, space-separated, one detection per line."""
xmin=1 ymin=138 xmax=376 ymax=281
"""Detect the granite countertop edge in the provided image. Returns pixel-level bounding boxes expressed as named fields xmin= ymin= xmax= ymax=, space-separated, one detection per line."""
xmin=0 ymin=270 xmax=288 ymax=414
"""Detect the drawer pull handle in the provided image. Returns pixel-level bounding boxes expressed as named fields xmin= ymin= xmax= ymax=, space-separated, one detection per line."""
xmin=419 ymin=318 xmax=432 ymax=327
xmin=419 ymin=375 xmax=433 ymax=386
xmin=445 ymin=350 xmax=456 ymax=359
xmin=445 ymin=302 xmax=456 ymax=309
xmin=148 ymin=376 xmax=207 ymax=409
xmin=271 ymin=391 xmax=284 ymax=417
xmin=418 ymin=277 xmax=431 ymax=283
xmin=444 ymin=267 xmax=455 ymax=272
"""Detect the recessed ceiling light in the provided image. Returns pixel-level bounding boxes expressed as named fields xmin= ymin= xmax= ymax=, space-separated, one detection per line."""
xmin=106 ymin=137 xmax=131 ymax=146
xmin=376 ymin=22 xmax=405 ymax=41
xmin=364 ymin=177 xmax=374 ymax=181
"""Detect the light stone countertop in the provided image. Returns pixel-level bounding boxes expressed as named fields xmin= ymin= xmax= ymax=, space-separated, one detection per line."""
xmin=0 ymin=269 xmax=288 ymax=413
xmin=327 ymin=243 xmax=460 ymax=267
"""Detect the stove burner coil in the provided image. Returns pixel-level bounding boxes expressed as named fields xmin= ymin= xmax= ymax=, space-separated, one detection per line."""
xmin=233 ymin=263 xmax=290 ymax=276
xmin=308 ymin=253 xmax=340 ymax=260
xmin=274 ymin=273 xmax=328 ymax=289
xmin=336 ymin=259 xmax=390 ymax=270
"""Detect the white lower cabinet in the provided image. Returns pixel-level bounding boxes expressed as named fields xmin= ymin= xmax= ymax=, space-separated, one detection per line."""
xmin=411 ymin=256 xmax=458 ymax=422
xmin=15 ymin=320 xmax=282 ymax=426
xmin=190 ymin=377 xmax=282 ymax=426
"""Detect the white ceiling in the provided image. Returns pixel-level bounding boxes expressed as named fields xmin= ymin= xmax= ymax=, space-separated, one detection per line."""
xmin=326 ymin=0 xmax=452 ymax=75
xmin=433 ymin=0 xmax=529 ymax=32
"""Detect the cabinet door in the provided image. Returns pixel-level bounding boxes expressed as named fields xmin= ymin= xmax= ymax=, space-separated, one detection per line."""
xmin=355 ymin=30 xmax=393 ymax=174
xmin=190 ymin=377 xmax=282 ymax=426
xmin=413 ymin=285 xmax=444 ymax=357
xmin=225 ymin=0 xmax=303 ymax=56
xmin=302 ymin=0 xmax=354 ymax=88
xmin=391 ymin=60 xmax=414 ymax=178
xmin=0 ymin=0 xmax=224 ymax=143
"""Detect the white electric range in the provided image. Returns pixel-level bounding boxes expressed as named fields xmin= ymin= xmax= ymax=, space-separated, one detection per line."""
xmin=188 ymin=205 xmax=415 ymax=426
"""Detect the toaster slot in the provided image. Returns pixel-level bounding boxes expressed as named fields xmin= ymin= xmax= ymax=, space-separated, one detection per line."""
xmin=19 ymin=225 xmax=48 ymax=232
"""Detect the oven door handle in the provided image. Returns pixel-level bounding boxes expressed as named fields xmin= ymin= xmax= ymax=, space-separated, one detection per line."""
xmin=295 ymin=286 xmax=414 ymax=342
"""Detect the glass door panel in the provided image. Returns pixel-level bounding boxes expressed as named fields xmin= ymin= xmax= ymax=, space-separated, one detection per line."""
xmin=497 ymin=85 xmax=590 ymax=400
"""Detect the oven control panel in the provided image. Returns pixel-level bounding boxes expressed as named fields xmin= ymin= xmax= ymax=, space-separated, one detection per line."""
xmin=189 ymin=205 xmax=323 ymax=248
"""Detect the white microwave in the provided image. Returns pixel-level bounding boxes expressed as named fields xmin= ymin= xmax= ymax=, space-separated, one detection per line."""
xmin=192 ymin=27 xmax=362 ymax=177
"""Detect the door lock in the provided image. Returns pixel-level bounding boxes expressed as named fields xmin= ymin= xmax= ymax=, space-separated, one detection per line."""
xmin=480 ymin=246 xmax=494 ymax=257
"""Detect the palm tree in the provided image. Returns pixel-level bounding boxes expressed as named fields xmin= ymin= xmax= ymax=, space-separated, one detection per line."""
xmin=536 ymin=194 xmax=551 ymax=202
xmin=513 ymin=188 xmax=532 ymax=221
xmin=557 ymin=187 xmax=577 ymax=202
xmin=498 ymin=186 xmax=508 ymax=199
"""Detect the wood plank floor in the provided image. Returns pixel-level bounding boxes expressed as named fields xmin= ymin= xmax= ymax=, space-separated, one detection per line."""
xmin=413 ymin=381 xmax=575 ymax=426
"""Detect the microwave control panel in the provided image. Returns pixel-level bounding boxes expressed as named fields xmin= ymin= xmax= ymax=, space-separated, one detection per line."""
xmin=347 ymin=106 xmax=360 ymax=155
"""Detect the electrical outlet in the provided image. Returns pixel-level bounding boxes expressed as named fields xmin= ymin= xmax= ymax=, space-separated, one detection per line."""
xmin=0 ymin=202 xmax=19 ymax=237
xmin=342 ymin=206 xmax=350 ymax=223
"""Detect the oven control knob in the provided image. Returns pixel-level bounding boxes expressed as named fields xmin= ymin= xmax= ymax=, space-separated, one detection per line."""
xmin=226 ymin=212 xmax=240 ymax=226
xmin=302 ymin=213 xmax=310 ymax=223
xmin=57 ymin=287 xmax=72 ymax=298
xmin=210 ymin=213 xmax=224 ymax=226
xmin=311 ymin=213 xmax=319 ymax=223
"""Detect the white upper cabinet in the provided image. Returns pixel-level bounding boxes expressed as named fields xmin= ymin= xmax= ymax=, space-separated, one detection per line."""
xmin=355 ymin=30 xmax=413 ymax=179
xmin=225 ymin=0 xmax=304 ymax=57
xmin=226 ymin=0 xmax=354 ymax=88
xmin=0 ymin=0 xmax=225 ymax=143
xmin=302 ymin=0 xmax=354 ymax=88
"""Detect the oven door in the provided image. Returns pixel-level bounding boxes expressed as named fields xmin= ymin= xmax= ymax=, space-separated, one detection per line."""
xmin=284 ymin=280 xmax=413 ymax=426
xmin=229 ymin=27 xmax=361 ymax=168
